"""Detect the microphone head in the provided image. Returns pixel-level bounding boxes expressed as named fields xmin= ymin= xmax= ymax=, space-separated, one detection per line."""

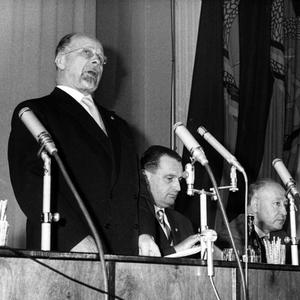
xmin=173 ymin=122 xmax=199 ymax=151
xmin=173 ymin=122 xmax=183 ymax=131
xmin=272 ymin=158 xmax=282 ymax=167
xmin=173 ymin=122 xmax=208 ymax=166
xmin=197 ymin=126 xmax=207 ymax=136
xmin=18 ymin=106 xmax=58 ymax=155
xmin=272 ymin=158 xmax=292 ymax=183
xmin=18 ymin=107 xmax=31 ymax=119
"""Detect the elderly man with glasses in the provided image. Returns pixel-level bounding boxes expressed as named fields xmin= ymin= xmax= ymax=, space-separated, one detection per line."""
xmin=216 ymin=178 xmax=290 ymax=263
xmin=8 ymin=33 xmax=140 ymax=255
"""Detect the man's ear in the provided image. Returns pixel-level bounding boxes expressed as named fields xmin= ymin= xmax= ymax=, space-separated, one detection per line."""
xmin=250 ymin=196 xmax=258 ymax=213
xmin=143 ymin=169 xmax=152 ymax=182
xmin=55 ymin=53 xmax=66 ymax=70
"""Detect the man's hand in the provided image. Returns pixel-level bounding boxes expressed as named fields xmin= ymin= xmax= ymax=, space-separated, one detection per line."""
xmin=173 ymin=233 xmax=201 ymax=253
xmin=138 ymin=234 xmax=161 ymax=257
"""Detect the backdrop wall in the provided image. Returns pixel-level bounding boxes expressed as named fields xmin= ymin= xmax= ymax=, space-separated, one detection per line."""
xmin=0 ymin=0 xmax=201 ymax=248
xmin=0 ymin=0 xmax=97 ymax=248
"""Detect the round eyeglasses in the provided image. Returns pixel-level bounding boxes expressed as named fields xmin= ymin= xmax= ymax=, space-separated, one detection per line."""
xmin=63 ymin=47 xmax=107 ymax=66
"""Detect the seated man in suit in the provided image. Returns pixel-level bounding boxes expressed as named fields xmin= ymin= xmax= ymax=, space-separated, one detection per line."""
xmin=138 ymin=145 xmax=201 ymax=256
xmin=216 ymin=178 xmax=289 ymax=262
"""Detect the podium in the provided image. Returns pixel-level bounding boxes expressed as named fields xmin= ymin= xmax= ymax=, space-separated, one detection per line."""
xmin=0 ymin=249 xmax=300 ymax=299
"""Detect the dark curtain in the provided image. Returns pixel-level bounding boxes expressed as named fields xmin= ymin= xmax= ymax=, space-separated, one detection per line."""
xmin=175 ymin=0 xmax=224 ymax=231
xmin=226 ymin=0 xmax=274 ymax=220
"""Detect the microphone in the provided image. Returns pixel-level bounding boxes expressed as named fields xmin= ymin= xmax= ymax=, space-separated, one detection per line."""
xmin=197 ymin=126 xmax=244 ymax=172
xmin=184 ymin=163 xmax=195 ymax=196
xmin=229 ymin=166 xmax=238 ymax=192
xmin=19 ymin=107 xmax=58 ymax=156
xmin=272 ymin=158 xmax=300 ymax=200
xmin=173 ymin=122 xmax=208 ymax=166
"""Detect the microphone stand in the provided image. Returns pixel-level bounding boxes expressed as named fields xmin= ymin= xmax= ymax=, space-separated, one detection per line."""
xmin=39 ymin=150 xmax=60 ymax=251
xmin=39 ymin=147 xmax=109 ymax=299
xmin=196 ymin=189 xmax=216 ymax=261
xmin=19 ymin=107 xmax=108 ymax=298
xmin=191 ymin=182 xmax=238 ymax=264
xmin=286 ymin=193 xmax=299 ymax=265
xmin=187 ymin=187 xmax=218 ymax=280
xmin=188 ymin=165 xmax=239 ymax=275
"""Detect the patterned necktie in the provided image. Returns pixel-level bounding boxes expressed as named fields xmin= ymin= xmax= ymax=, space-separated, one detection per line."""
xmin=157 ymin=209 xmax=173 ymax=245
xmin=81 ymin=96 xmax=108 ymax=135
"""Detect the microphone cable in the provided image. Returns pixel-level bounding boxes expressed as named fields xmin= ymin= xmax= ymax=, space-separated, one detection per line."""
xmin=204 ymin=163 xmax=247 ymax=300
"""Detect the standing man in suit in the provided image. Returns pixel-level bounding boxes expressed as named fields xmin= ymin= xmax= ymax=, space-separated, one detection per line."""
xmin=138 ymin=145 xmax=201 ymax=256
xmin=8 ymin=33 xmax=139 ymax=255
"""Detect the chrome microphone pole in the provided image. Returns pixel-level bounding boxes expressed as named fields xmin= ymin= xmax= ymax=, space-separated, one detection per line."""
xmin=40 ymin=151 xmax=51 ymax=250
xmin=40 ymin=150 xmax=60 ymax=251
xmin=272 ymin=158 xmax=299 ymax=265
xmin=287 ymin=193 xmax=299 ymax=265
xmin=184 ymin=160 xmax=211 ymax=259
xmin=192 ymin=188 xmax=218 ymax=272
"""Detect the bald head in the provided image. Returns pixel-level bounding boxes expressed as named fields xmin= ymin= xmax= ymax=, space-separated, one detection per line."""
xmin=249 ymin=179 xmax=287 ymax=233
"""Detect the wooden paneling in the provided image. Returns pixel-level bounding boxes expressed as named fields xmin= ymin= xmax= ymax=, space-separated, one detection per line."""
xmin=114 ymin=262 xmax=235 ymax=300
xmin=248 ymin=268 xmax=300 ymax=299
xmin=1 ymin=251 xmax=300 ymax=300
xmin=0 ymin=256 xmax=104 ymax=299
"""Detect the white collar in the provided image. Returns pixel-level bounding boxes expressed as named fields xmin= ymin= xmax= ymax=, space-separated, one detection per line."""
xmin=254 ymin=224 xmax=270 ymax=239
xmin=57 ymin=85 xmax=88 ymax=103
xmin=154 ymin=205 xmax=165 ymax=214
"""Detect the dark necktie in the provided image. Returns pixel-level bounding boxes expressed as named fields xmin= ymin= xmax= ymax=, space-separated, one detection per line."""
xmin=259 ymin=235 xmax=267 ymax=263
xmin=157 ymin=209 xmax=173 ymax=245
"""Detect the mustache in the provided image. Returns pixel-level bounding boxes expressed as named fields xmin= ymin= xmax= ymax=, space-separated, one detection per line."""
xmin=82 ymin=68 xmax=100 ymax=83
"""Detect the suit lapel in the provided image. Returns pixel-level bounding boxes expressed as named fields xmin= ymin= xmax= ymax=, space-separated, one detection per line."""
xmin=97 ymin=106 xmax=120 ymax=184
xmin=51 ymin=88 xmax=112 ymax=158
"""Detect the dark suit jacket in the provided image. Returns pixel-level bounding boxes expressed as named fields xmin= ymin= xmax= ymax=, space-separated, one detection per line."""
xmin=139 ymin=175 xmax=194 ymax=256
xmin=8 ymin=88 xmax=139 ymax=255
xmin=216 ymin=213 xmax=290 ymax=263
